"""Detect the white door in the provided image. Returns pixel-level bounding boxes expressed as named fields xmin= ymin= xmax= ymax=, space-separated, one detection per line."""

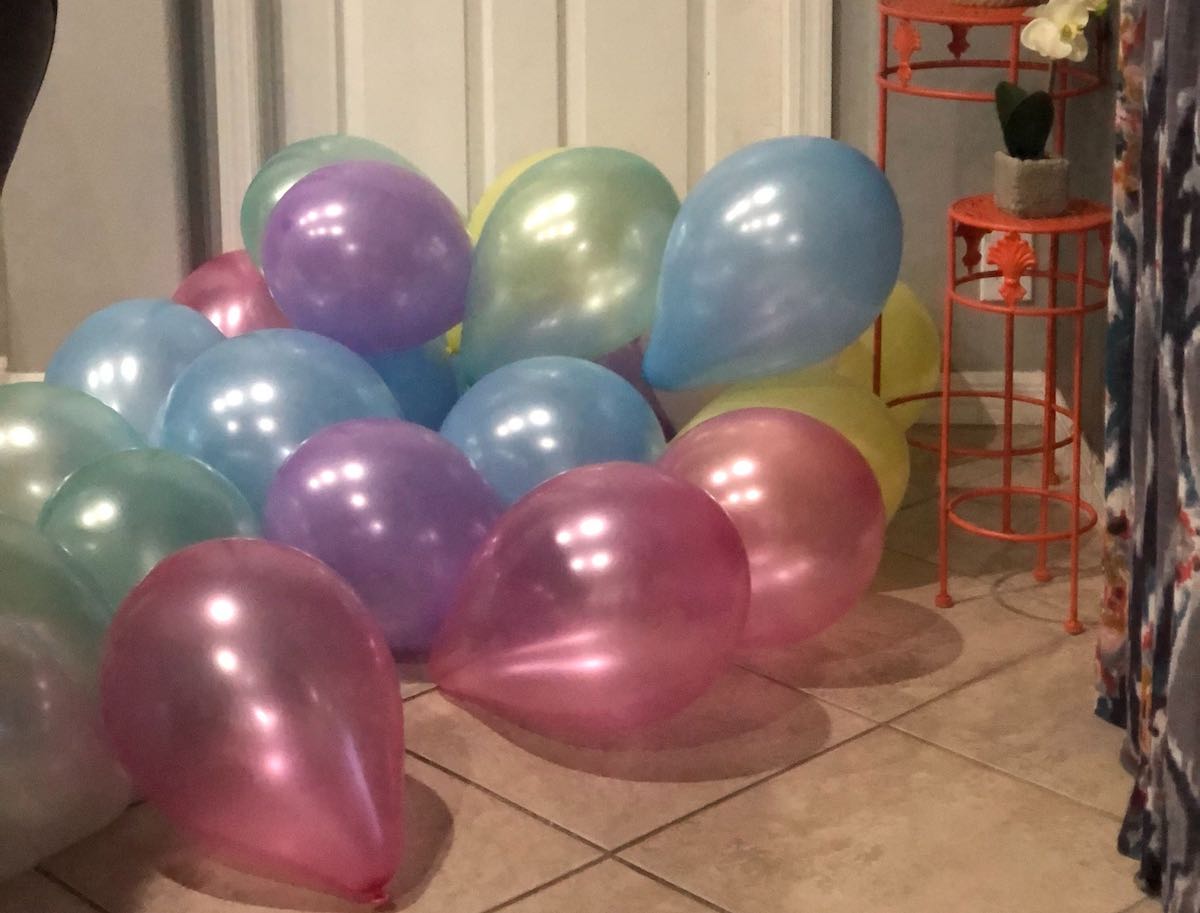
xmin=209 ymin=0 xmax=833 ymax=252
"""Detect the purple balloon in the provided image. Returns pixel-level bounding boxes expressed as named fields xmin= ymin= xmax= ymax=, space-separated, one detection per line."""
xmin=261 ymin=161 xmax=470 ymax=355
xmin=263 ymin=419 xmax=504 ymax=658
xmin=596 ymin=338 xmax=675 ymax=438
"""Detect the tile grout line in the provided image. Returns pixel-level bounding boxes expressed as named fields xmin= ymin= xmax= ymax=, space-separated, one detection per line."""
xmin=888 ymin=726 xmax=1126 ymax=824
xmin=606 ymin=724 xmax=882 ymax=857
xmin=405 ymin=748 xmax=609 ymax=853
xmin=612 ymin=857 xmax=739 ymax=913
xmin=478 ymin=857 xmax=611 ymax=913
xmin=33 ymin=867 xmax=113 ymax=913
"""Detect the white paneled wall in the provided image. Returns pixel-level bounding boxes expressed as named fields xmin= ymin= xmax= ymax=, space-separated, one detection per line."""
xmin=211 ymin=0 xmax=833 ymax=251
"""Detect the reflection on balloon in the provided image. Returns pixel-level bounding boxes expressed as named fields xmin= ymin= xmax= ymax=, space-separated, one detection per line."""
xmin=431 ymin=462 xmax=749 ymax=743
xmin=39 ymin=449 xmax=258 ymax=612
xmin=173 ymin=250 xmax=290 ymax=337
xmin=0 ymin=515 xmax=131 ymax=879
xmin=240 ymin=134 xmax=415 ymax=265
xmin=459 ymin=147 xmax=680 ymax=381
xmin=101 ymin=539 xmax=404 ymax=904
xmin=466 ymin=147 xmax=563 ymax=242
xmin=440 ymin=356 xmax=666 ymax=505
xmin=366 ymin=339 xmax=460 ymax=430
xmin=684 ymin=372 xmax=910 ymax=518
xmin=264 ymin=419 xmax=503 ymax=658
xmin=644 ymin=137 xmax=902 ymax=389
xmin=660 ymin=408 xmax=885 ymax=647
xmin=262 ymin=161 xmax=470 ymax=354
xmin=45 ymin=298 xmax=225 ymax=436
xmin=833 ymin=281 xmax=940 ymax=429
xmin=154 ymin=329 xmax=400 ymax=512
xmin=0 ymin=383 xmax=145 ymax=524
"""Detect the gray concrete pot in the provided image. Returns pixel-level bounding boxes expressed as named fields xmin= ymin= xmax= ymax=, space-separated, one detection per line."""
xmin=993 ymin=151 xmax=1070 ymax=219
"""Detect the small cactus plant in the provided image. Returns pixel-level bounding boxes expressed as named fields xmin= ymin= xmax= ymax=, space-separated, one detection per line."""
xmin=995 ymin=81 xmax=1055 ymax=160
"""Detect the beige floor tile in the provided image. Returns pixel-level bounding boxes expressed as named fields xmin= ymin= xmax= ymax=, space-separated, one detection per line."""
xmin=500 ymin=860 xmax=712 ymax=913
xmin=742 ymin=583 xmax=1065 ymax=722
xmin=895 ymin=635 xmax=1131 ymax=817
xmin=622 ymin=728 xmax=1143 ymax=913
xmin=872 ymin=547 xmax=992 ymax=606
xmin=43 ymin=759 xmax=595 ymax=913
xmin=0 ymin=871 xmax=97 ymax=913
xmin=398 ymin=662 xmax=436 ymax=701
xmin=405 ymin=668 xmax=874 ymax=849
xmin=1122 ymin=900 xmax=1161 ymax=912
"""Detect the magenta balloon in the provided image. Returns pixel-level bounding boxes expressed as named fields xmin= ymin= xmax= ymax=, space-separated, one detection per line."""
xmin=261 ymin=161 xmax=470 ymax=354
xmin=658 ymin=407 xmax=885 ymax=648
xmin=430 ymin=462 xmax=749 ymax=742
xmin=264 ymin=419 xmax=504 ymax=659
xmin=100 ymin=539 xmax=404 ymax=904
xmin=172 ymin=250 xmax=290 ymax=336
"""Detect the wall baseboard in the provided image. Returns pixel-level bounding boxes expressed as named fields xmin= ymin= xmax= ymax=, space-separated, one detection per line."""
xmin=0 ymin=359 xmax=43 ymax=384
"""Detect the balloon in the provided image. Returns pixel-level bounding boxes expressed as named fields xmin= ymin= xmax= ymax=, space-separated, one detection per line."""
xmin=155 ymin=329 xmax=400 ymax=512
xmin=459 ymin=147 xmax=680 ymax=382
xmin=0 ymin=515 xmax=130 ymax=879
xmin=241 ymin=134 xmax=415 ymax=265
xmin=440 ymin=356 xmax=666 ymax=505
xmin=366 ymin=339 xmax=460 ymax=430
xmin=643 ymin=136 xmax=903 ymax=389
xmin=173 ymin=249 xmax=290 ymax=337
xmin=101 ymin=539 xmax=404 ymax=904
xmin=0 ymin=383 xmax=145 ymax=524
xmin=264 ymin=419 xmax=503 ymax=658
xmin=684 ymin=373 xmax=911 ymax=518
xmin=262 ymin=161 xmax=470 ymax=354
xmin=45 ymin=298 xmax=225 ymax=436
xmin=596 ymin=337 xmax=675 ymax=438
xmin=38 ymin=449 xmax=259 ymax=612
xmin=833 ymin=281 xmax=940 ymax=429
xmin=466 ymin=147 xmax=563 ymax=242
xmin=659 ymin=408 xmax=885 ymax=647
xmin=430 ymin=463 xmax=749 ymax=742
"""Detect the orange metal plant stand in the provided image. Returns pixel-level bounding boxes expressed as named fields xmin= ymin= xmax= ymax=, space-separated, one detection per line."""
xmin=896 ymin=196 xmax=1110 ymax=634
xmin=870 ymin=0 xmax=1107 ymax=394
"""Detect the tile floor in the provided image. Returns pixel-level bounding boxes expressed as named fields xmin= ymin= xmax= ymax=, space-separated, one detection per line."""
xmin=1 ymin=434 xmax=1151 ymax=913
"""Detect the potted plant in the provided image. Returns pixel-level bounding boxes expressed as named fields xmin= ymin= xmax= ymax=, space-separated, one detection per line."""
xmin=991 ymin=0 xmax=1107 ymax=218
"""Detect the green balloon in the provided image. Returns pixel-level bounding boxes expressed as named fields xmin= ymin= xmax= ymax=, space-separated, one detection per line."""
xmin=38 ymin=449 xmax=259 ymax=612
xmin=459 ymin=146 xmax=680 ymax=383
xmin=0 ymin=383 xmax=145 ymax=525
xmin=241 ymin=134 xmax=417 ymax=264
xmin=0 ymin=516 xmax=130 ymax=877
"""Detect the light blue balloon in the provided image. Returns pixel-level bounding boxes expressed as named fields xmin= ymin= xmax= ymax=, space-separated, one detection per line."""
xmin=156 ymin=329 xmax=401 ymax=511
xmin=440 ymin=356 xmax=666 ymax=505
xmin=643 ymin=137 xmax=902 ymax=389
xmin=366 ymin=339 xmax=460 ymax=430
xmin=45 ymin=299 xmax=225 ymax=436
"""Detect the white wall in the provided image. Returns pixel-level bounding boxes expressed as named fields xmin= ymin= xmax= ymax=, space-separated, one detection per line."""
xmin=0 ymin=0 xmax=192 ymax=372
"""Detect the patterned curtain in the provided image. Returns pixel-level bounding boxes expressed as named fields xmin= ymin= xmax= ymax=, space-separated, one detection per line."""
xmin=1096 ymin=0 xmax=1200 ymax=908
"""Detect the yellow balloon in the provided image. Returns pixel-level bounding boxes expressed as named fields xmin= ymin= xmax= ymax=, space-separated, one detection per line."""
xmin=467 ymin=148 xmax=563 ymax=243
xmin=833 ymin=281 xmax=940 ymax=430
xmin=683 ymin=373 xmax=910 ymax=518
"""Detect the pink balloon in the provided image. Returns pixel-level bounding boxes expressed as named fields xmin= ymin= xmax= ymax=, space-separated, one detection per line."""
xmin=173 ymin=250 xmax=290 ymax=337
xmin=430 ymin=462 xmax=749 ymax=743
xmin=100 ymin=539 xmax=403 ymax=904
xmin=659 ymin=407 xmax=885 ymax=648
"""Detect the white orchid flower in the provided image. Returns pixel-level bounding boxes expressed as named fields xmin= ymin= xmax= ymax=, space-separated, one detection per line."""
xmin=1021 ymin=0 xmax=1093 ymax=62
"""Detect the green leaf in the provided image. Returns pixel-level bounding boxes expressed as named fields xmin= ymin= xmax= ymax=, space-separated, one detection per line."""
xmin=1000 ymin=90 xmax=1054 ymax=159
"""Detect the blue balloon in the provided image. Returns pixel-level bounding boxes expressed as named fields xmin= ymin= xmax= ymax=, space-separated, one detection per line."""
xmin=440 ymin=356 xmax=666 ymax=505
xmin=643 ymin=137 xmax=902 ymax=389
xmin=366 ymin=339 xmax=459 ymax=430
xmin=45 ymin=298 xmax=225 ymax=436
xmin=156 ymin=329 xmax=401 ymax=511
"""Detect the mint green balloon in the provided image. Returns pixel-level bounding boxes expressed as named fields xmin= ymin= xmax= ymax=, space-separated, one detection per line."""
xmin=38 ymin=449 xmax=259 ymax=611
xmin=0 ymin=382 xmax=145 ymax=525
xmin=459 ymin=147 xmax=680 ymax=383
xmin=0 ymin=515 xmax=130 ymax=878
xmin=241 ymin=134 xmax=416 ymax=265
